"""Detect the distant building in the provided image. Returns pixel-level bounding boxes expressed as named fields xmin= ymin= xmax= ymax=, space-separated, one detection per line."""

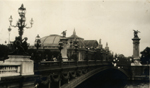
xmin=28 ymin=29 xmax=110 ymax=61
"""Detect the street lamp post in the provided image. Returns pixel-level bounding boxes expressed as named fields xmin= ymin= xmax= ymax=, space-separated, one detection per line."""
xmin=9 ymin=4 xmax=33 ymax=41
xmin=73 ymin=39 xmax=78 ymax=65
xmin=85 ymin=47 xmax=89 ymax=61
xmin=58 ymin=41 xmax=63 ymax=67
xmin=8 ymin=27 xmax=11 ymax=44
xmin=85 ymin=47 xmax=89 ymax=65
xmin=5 ymin=41 xmax=7 ymax=45
xmin=34 ymin=34 xmax=41 ymax=50
xmin=8 ymin=4 xmax=33 ymax=55
xmin=34 ymin=35 xmax=41 ymax=62
xmin=93 ymin=48 xmax=97 ymax=62
xmin=58 ymin=41 xmax=63 ymax=62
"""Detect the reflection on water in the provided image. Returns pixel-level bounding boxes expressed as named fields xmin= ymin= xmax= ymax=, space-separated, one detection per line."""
xmin=76 ymin=69 xmax=149 ymax=88
xmin=76 ymin=80 xmax=149 ymax=88
xmin=125 ymin=81 xmax=149 ymax=88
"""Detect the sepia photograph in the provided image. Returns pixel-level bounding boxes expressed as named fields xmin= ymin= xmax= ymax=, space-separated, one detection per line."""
xmin=0 ymin=0 xmax=149 ymax=88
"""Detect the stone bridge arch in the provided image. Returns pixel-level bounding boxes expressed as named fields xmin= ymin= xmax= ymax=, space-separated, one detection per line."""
xmin=111 ymin=67 xmax=130 ymax=78
xmin=61 ymin=67 xmax=130 ymax=88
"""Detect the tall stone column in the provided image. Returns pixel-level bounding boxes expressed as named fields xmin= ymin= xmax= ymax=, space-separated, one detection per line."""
xmin=132 ymin=30 xmax=141 ymax=61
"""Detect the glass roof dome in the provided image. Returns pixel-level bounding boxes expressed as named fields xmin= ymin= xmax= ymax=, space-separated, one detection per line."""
xmin=40 ymin=34 xmax=63 ymax=46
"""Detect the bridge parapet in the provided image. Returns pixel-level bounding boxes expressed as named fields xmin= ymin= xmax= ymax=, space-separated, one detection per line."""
xmin=0 ymin=55 xmax=36 ymax=88
xmin=130 ymin=64 xmax=149 ymax=80
xmin=36 ymin=60 xmax=112 ymax=71
xmin=5 ymin=55 xmax=34 ymax=75
xmin=115 ymin=64 xmax=150 ymax=80
xmin=34 ymin=60 xmax=112 ymax=88
xmin=0 ymin=63 xmax=21 ymax=77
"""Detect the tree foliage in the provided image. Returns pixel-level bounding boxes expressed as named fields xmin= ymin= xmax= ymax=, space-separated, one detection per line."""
xmin=140 ymin=47 xmax=150 ymax=64
xmin=0 ymin=44 xmax=9 ymax=60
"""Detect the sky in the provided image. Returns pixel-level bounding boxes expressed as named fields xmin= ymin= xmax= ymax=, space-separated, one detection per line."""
xmin=0 ymin=0 xmax=150 ymax=57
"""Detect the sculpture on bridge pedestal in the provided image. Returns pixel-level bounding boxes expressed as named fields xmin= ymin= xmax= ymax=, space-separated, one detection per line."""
xmin=4 ymin=4 xmax=34 ymax=76
xmin=132 ymin=30 xmax=141 ymax=65
xmin=9 ymin=4 xmax=33 ymax=55
xmin=61 ymin=30 xmax=67 ymax=37
xmin=133 ymin=30 xmax=140 ymax=38
xmin=12 ymin=36 xmax=28 ymax=55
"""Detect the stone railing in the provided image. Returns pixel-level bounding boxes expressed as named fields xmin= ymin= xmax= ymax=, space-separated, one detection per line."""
xmin=4 ymin=55 xmax=34 ymax=76
xmin=0 ymin=63 xmax=21 ymax=77
xmin=35 ymin=60 xmax=112 ymax=71
xmin=131 ymin=65 xmax=150 ymax=76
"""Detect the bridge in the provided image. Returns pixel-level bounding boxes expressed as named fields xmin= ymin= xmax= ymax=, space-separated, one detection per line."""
xmin=0 ymin=56 xmax=149 ymax=88
xmin=0 ymin=4 xmax=149 ymax=88
xmin=33 ymin=59 xmax=150 ymax=88
xmin=0 ymin=28 xmax=149 ymax=88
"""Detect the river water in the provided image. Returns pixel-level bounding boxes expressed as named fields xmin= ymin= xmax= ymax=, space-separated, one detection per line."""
xmin=76 ymin=69 xmax=149 ymax=88
xmin=125 ymin=81 xmax=149 ymax=88
xmin=76 ymin=80 xmax=149 ymax=88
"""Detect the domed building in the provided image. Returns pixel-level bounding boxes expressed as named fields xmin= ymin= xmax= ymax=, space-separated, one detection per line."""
xmin=28 ymin=34 xmax=64 ymax=61
xmin=29 ymin=34 xmax=64 ymax=50
xmin=66 ymin=29 xmax=99 ymax=61
xmin=28 ymin=29 xmax=108 ymax=61
xmin=67 ymin=29 xmax=85 ymax=61
xmin=40 ymin=34 xmax=63 ymax=48
xmin=67 ymin=29 xmax=84 ymax=48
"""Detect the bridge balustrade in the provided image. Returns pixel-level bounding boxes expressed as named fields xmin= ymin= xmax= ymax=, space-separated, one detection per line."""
xmin=88 ymin=60 xmax=95 ymax=66
xmin=33 ymin=59 xmax=121 ymax=88
xmin=39 ymin=61 xmax=60 ymax=69
xmin=62 ymin=61 xmax=77 ymax=67
xmin=95 ymin=60 xmax=101 ymax=65
xmin=0 ymin=64 xmax=21 ymax=77
xmin=35 ymin=59 xmax=113 ymax=71
xmin=131 ymin=65 xmax=149 ymax=76
xmin=77 ymin=60 xmax=87 ymax=66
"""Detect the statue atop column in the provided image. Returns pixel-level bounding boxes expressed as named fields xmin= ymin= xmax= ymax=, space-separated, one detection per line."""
xmin=61 ymin=30 xmax=67 ymax=37
xmin=133 ymin=30 xmax=140 ymax=38
xmin=132 ymin=30 xmax=141 ymax=64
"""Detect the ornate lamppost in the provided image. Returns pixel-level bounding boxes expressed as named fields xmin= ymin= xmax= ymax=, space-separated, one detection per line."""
xmin=85 ymin=47 xmax=89 ymax=61
xmin=8 ymin=26 xmax=12 ymax=44
xmin=8 ymin=4 xmax=33 ymax=55
xmin=93 ymin=48 xmax=97 ymax=62
xmin=9 ymin=4 xmax=33 ymax=41
xmin=85 ymin=46 xmax=89 ymax=65
xmin=99 ymin=49 xmax=103 ymax=62
xmin=34 ymin=34 xmax=41 ymax=50
xmin=58 ymin=41 xmax=63 ymax=62
xmin=73 ymin=39 xmax=78 ymax=64
xmin=34 ymin=34 xmax=41 ymax=63
xmin=4 ymin=41 xmax=7 ymax=45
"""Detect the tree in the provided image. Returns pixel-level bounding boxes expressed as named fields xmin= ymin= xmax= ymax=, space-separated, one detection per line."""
xmin=140 ymin=47 xmax=150 ymax=64
xmin=0 ymin=44 xmax=9 ymax=61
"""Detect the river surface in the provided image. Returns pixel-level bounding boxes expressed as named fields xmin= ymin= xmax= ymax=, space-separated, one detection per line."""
xmin=125 ymin=81 xmax=149 ymax=88
xmin=76 ymin=69 xmax=149 ymax=88
xmin=76 ymin=80 xmax=149 ymax=88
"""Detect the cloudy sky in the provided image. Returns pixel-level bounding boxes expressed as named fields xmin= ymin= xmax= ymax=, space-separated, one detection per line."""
xmin=0 ymin=0 xmax=150 ymax=56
